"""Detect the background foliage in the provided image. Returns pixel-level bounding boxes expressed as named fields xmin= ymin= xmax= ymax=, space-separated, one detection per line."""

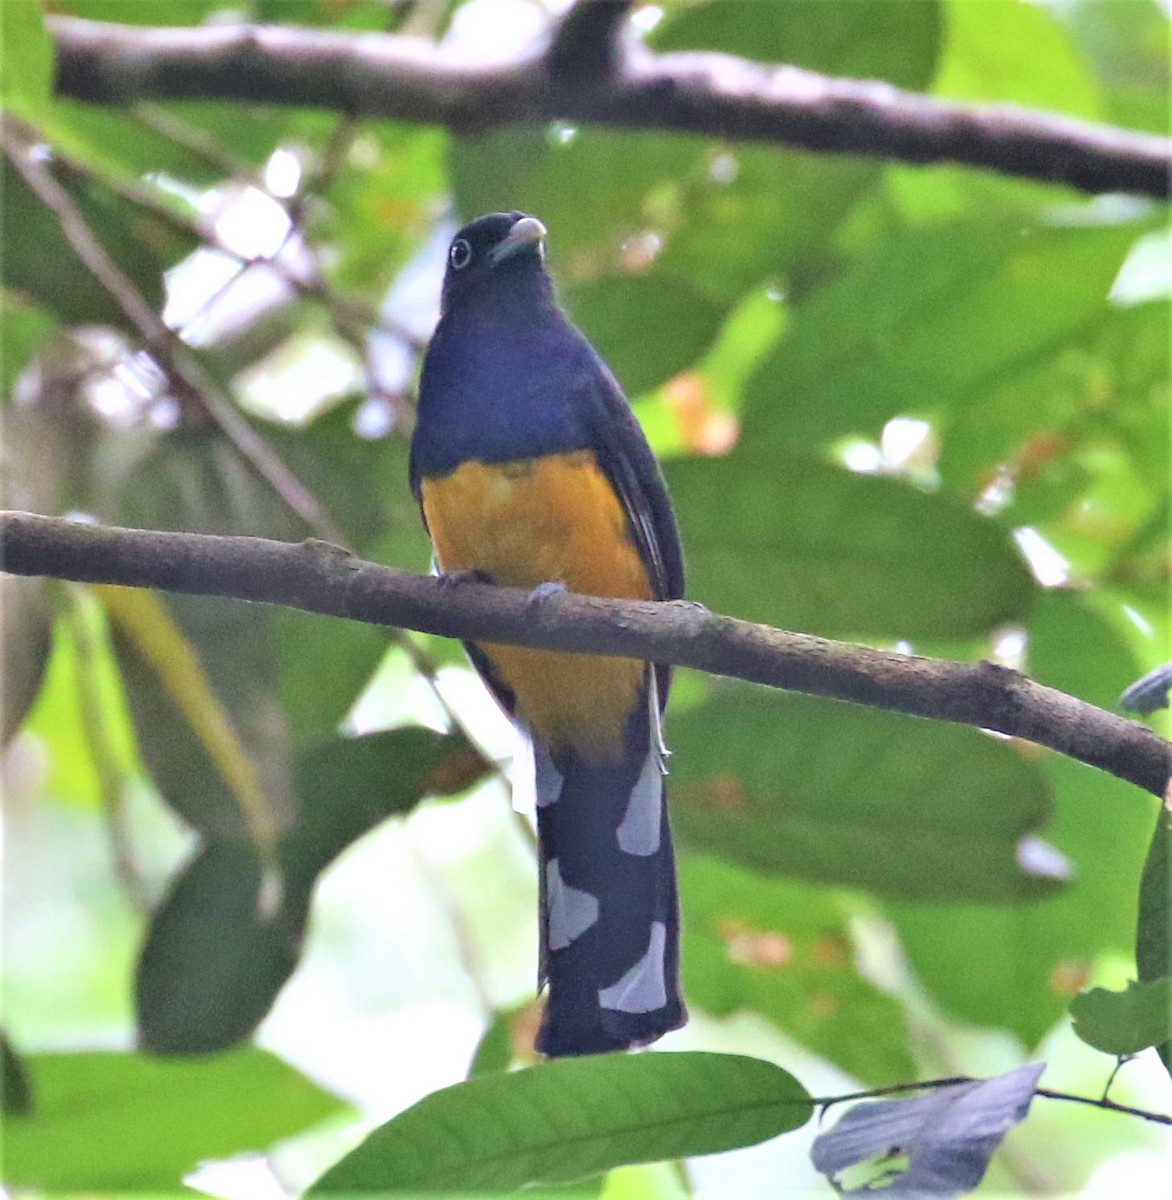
xmin=2 ymin=0 xmax=1169 ymax=1196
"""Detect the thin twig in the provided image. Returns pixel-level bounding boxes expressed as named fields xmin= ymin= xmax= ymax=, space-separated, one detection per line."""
xmin=810 ymin=1075 xmax=1172 ymax=1128
xmin=0 ymin=117 xmax=345 ymax=543
xmin=2 ymin=512 xmax=1169 ymax=799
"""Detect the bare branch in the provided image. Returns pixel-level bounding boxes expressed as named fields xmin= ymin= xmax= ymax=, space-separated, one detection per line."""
xmin=0 ymin=116 xmax=345 ymax=543
xmin=48 ymin=15 xmax=1171 ymax=198
xmin=3 ymin=510 xmax=1169 ymax=799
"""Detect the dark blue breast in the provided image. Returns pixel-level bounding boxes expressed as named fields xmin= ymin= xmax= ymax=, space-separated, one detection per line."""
xmin=412 ymin=285 xmax=601 ymax=481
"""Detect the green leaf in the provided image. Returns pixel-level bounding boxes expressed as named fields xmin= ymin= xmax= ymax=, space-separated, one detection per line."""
xmin=668 ymin=452 xmax=1035 ymax=639
xmin=743 ymin=222 xmax=1141 ymax=451
xmin=566 ymin=276 xmax=724 ymax=396
xmin=935 ymin=0 xmax=1103 ymax=118
xmin=0 ymin=288 xmax=56 ymax=393
xmin=937 ymin=299 xmax=1171 ymax=501
xmin=0 ymin=0 xmax=54 ymax=119
xmin=887 ymin=754 xmax=1156 ymax=1046
xmin=310 ymin=1053 xmax=811 ymax=1193
xmin=0 ymin=575 xmax=53 ymax=747
xmin=4 ymin=1048 xmax=345 ymax=1191
xmin=1027 ymin=590 xmax=1144 ymax=712
xmin=680 ymin=856 xmax=916 ymax=1082
xmin=137 ymin=728 xmax=480 ymax=1054
xmin=1071 ymin=978 xmax=1172 ymax=1056
xmin=275 ymin=607 xmax=388 ymax=748
xmin=1136 ymin=803 xmax=1171 ymax=1075
xmin=285 ymin=728 xmax=489 ymax=887
xmin=2 ymin=1031 xmax=33 ymax=1115
xmin=1061 ymin=0 xmax=1172 ymax=134
xmin=0 ymin=154 xmax=197 ymax=335
xmin=670 ymin=687 xmax=1061 ymax=901
xmin=136 ymin=841 xmax=301 ymax=1055
xmin=107 ymin=590 xmax=296 ymax=840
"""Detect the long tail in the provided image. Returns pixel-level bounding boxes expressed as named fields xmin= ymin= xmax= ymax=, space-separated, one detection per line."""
xmin=531 ymin=698 xmax=685 ymax=1057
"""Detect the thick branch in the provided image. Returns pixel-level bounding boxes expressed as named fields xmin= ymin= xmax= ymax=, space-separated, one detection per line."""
xmin=48 ymin=15 xmax=1171 ymax=199
xmin=3 ymin=511 xmax=1169 ymax=798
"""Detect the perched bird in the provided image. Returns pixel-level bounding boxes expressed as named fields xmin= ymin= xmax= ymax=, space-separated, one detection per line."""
xmin=410 ymin=212 xmax=686 ymax=1057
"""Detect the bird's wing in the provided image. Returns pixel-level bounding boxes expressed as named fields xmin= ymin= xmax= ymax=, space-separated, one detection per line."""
xmin=577 ymin=363 xmax=685 ymax=605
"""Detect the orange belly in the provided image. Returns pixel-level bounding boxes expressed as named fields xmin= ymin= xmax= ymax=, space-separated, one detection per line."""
xmin=419 ymin=452 xmax=652 ymax=761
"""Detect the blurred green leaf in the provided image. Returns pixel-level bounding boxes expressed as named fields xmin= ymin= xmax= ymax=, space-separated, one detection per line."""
xmin=252 ymin=400 xmax=396 ymax=552
xmin=4 ymin=1048 xmax=345 ymax=1191
xmin=888 ymin=754 xmax=1156 ymax=1046
xmin=938 ymin=298 xmax=1171 ymax=501
xmin=1027 ymin=590 xmax=1143 ymax=712
xmin=668 ymin=452 xmax=1035 ymax=639
xmin=137 ymin=728 xmax=482 ymax=1053
xmin=567 ymin=275 xmax=724 ymax=397
xmin=321 ymin=124 xmax=446 ymax=297
xmin=744 ymin=222 xmax=1141 ymax=451
xmin=310 ymin=1053 xmax=811 ymax=1193
xmin=1060 ymin=0 xmax=1171 ymax=133
xmin=136 ymin=840 xmax=301 ymax=1055
xmin=680 ymin=856 xmax=916 ymax=1082
xmin=0 ymin=154 xmax=197 ymax=335
xmin=0 ymin=289 xmax=56 ymax=392
xmin=0 ymin=0 xmax=53 ymax=120
xmin=670 ymin=687 xmax=1060 ymax=901
xmin=1136 ymin=803 xmax=1170 ymax=1075
xmin=2 ymin=1031 xmax=33 ymax=1115
xmin=935 ymin=0 xmax=1103 ymax=117
xmin=286 ymin=727 xmax=489 ymax=885
xmin=0 ymin=575 xmax=54 ymax=746
xmin=108 ymin=589 xmax=295 ymax=840
xmin=275 ymin=607 xmax=388 ymax=747
xmin=1071 ymin=978 xmax=1171 ymax=1056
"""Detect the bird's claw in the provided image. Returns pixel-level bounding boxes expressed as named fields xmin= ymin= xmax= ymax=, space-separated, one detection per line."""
xmin=527 ymin=581 xmax=568 ymax=611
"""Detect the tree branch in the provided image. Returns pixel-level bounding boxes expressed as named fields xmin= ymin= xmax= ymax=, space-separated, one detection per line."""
xmin=3 ymin=510 xmax=1169 ymax=798
xmin=48 ymin=14 xmax=1171 ymax=199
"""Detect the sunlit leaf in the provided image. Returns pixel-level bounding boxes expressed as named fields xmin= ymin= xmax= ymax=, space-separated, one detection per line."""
xmin=744 ymin=222 xmax=1141 ymax=451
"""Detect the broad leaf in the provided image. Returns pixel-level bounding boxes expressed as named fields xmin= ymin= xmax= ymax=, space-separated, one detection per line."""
xmin=136 ymin=729 xmax=485 ymax=1054
xmin=669 ymin=687 xmax=1061 ymax=900
xmin=744 ymin=222 xmax=1141 ymax=452
xmin=310 ymin=1052 xmax=811 ymax=1193
xmin=4 ymin=1048 xmax=344 ymax=1191
xmin=668 ymin=453 xmax=1035 ymax=640
xmin=888 ymin=755 xmax=1154 ymax=1046
xmin=1136 ymin=799 xmax=1171 ymax=1075
xmin=680 ymin=856 xmax=916 ymax=1082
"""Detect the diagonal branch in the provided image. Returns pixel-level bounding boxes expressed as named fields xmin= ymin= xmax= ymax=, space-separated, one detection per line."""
xmin=47 ymin=14 xmax=1172 ymax=199
xmin=2 ymin=510 xmax=1169 ymax=798
xmin=0 ymin=115 xmax=345 ymax=544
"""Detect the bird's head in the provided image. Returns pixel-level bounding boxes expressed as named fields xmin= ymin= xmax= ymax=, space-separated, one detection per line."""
xmin=440 ymin=211 xmax=549 ymax=314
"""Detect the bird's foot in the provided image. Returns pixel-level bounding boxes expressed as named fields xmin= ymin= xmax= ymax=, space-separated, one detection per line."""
xmin=527 ymin=580 xmax=568 ymax=612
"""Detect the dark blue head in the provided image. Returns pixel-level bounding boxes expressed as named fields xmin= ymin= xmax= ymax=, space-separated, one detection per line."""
xmin=440 ymin=211 xmax=550 ymax=316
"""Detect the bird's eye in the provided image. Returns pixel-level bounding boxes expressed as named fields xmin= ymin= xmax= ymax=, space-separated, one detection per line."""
xmin=449 ymin=238 xmax=473 ymax=271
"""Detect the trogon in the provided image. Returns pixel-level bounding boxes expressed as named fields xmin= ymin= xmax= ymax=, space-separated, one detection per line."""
xmin=409 ymin=211 xmax=687 ymax=1057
